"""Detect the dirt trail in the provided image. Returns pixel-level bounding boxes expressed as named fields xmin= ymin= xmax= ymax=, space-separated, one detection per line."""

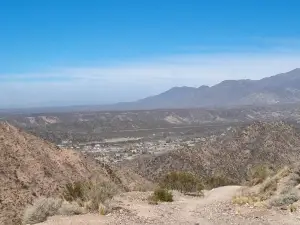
xmin=38 ymin=186 xmax=300 ymax=225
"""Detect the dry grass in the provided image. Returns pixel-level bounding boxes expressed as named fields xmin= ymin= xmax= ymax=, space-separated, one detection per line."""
xmin=23 ymin=179 xmax=119 ymax=224
xmin=267 ymin=166 xmax=300 ymax=207
xmin=258 ymin=166 xmax=290 ymax=200
xmin=23 ymin=198 xmax=86 ymax=224
xmin=57 ymin=201 xmax=86 ymax=216
xmin=232 ymin=195 xmax=263 ymax=206
xmin=232 ymin=166 xmax=292 ymax=207
xmin=280 ymin=166 xmax=300 ymax=195
xmin=62 ymin=181 xmax=85 ymax=202
xmin=248 ymin=165 xmax=272 ymax=186
xmin=98 ymin=202 xmax=109 ymax=215
xmin=289 ymin=203 xmax=297 ymax=212
xmin=85 ymin=181 xmax=119 ymax=211
xmin=23 ymin=198 xmax=63 ymax=224
xmin=232 ymin=172 xmax=278 ymax=207
xmin=259 ymin=178 xmax=278 ymax=200
xmin=62 ymin=179 xmax=119 ymax=212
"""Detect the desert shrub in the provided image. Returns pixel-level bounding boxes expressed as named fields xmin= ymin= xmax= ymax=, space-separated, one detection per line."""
xmin=160 ymin=171 xmax=203 ymax=193
xmin=258 ymin=167 xmax=291 ymax=200
xmin=148 ymin=188 xmax=173 ymax=204
xmin=289 ymin=172 xmax=300 ymax=185
xmin=148 ymin=195 xmax=159 ymax=205
xmin=269 ymin=189 xmax=299 ymax=206
xmin=204 ymin=174 xmax=236 ymax=189
xmin=289 ymin=203 xmax=297 ymax=212
xmin=232 ymin=195 xmax=262 ymax=206
xmin=84 ymin=180 xmax=119 ymax=211
xmin=259 ymin=178 xmax=277 ymax=194
xmin=23 ymin=197 xmax=63 ymax=224
xmin=62 ymin=180 xmax=119 ymax=212
xmin=63 ymin=181 xmax=85 ymax=202
xmin=282 ymin=166 xmax=300 ymax=194
xmin=57 ymin=201 xmax=85 ymax=216
xmin=248 ymin=165 xmax=271 ymax=185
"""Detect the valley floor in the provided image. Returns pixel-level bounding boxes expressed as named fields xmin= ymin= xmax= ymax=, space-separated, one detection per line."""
xmin=37 ymin=186 xmax=300 ymax=225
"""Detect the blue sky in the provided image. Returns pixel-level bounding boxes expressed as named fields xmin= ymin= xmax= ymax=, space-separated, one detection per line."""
xmin=1 ymin=0 xmax=300 ymax=108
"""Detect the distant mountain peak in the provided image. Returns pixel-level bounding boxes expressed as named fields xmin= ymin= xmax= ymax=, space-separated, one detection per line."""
xmin=106 ymin=68 xmax=300 ymax=110
xmin=162 ymin=86 xmax=196 ymax=94
xmin=198 ymin=85 xmax=210 ymax=89
xmin=290 ymin=68 xmax=300 ymax=72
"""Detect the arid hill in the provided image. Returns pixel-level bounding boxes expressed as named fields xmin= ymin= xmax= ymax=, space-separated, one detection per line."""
xmin=125 ymin=121 xmax=300 ymax=183
xmin=0 ymin=122 xmax=149 ymax=225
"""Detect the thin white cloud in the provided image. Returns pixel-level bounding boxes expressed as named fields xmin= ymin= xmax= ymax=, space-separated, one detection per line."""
xmin=62 ymin=52 xmax=300 ymax=84
xmin=1 ymin=52 xmax=300 ymax=108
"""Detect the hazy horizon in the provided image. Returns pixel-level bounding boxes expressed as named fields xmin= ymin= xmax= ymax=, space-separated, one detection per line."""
xmin=2 ymin=1 xmax=300 ymax=108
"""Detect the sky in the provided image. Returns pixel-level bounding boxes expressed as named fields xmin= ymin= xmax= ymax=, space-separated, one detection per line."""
xmin=1 ymin=0 xmax=300 ymax=108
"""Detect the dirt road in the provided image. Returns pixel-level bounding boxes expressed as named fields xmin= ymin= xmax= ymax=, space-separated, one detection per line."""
xmin=38 ymin=186 xmax=300 ymax=225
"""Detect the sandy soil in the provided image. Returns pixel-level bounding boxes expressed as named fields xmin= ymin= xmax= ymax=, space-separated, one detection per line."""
xmin=38 ymin=186 xmax=300 ymax=225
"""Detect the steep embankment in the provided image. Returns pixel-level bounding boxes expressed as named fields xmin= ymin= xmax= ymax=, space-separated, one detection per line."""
xmin=0 ymin=122 xmax=149 ymax=225
xmin=126 ymin=122 xmax=300 ymax=183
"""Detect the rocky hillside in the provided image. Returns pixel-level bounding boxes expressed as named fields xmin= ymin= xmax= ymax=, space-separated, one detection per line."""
xmin=125 ymin=122 xmax=300 ymax=183
xmin=0 ymin=122 xmax=149 ymax=225
xmin=4 ymin=103 xmax=300 ymax=144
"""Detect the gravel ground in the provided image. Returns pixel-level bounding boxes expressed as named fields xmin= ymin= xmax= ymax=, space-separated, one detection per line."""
xmin=39 ymin=186 xmax=300 ymax=225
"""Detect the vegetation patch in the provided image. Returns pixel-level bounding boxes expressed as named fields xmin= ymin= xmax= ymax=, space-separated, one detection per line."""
xmin=269 ymin=190 xmax=299 ymax=207
xmin=232 ymin=195 xmax=263 ymax=206
xmin=248 ymin=165 xmax=272 ymax=186
xmin=259 ymin=178 xmax=278 ymax=199
xmin=204 ymin=173 xmax=237 ymax=189
xmin=233 ymin=166 xmax=298 ymax=208
xmin=289 ymin=203 xmax=297 ymax=213
xmin=23 ymin=198 xmax=63 ymax=224
xmin=23 ymin=179 xmax=120 ymax=224
xmin=23 ymin=198 xmax=86 ymax=225
xmin=160 ymin=171 xmax=203 ymax=194
xmin=148 ymin=188 xmax=173 ymax=204
xmin=258 ymin=167 xmax=290 ymax=200
xmin=57 ymin=201 xmax=86 ymax=216
xmin=62 ymin=181 xmax=85 ymax=202
xmin=62 ymin=179 xmax=119 ymax=212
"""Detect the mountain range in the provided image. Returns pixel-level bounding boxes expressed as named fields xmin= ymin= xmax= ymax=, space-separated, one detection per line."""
xmin=2 ymin=68 xmax=300 ymax=114
xmin=111 ymin=68 xmax=300 ymax=110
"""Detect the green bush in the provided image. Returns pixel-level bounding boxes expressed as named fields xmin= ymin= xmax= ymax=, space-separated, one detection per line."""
xmin=204 ymin=174 xmax=236 ymax=189
xmin=160 ymin=171 xmax=203 ymax=193
xmin=148 ymin=188 xmax=173 ymax=204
